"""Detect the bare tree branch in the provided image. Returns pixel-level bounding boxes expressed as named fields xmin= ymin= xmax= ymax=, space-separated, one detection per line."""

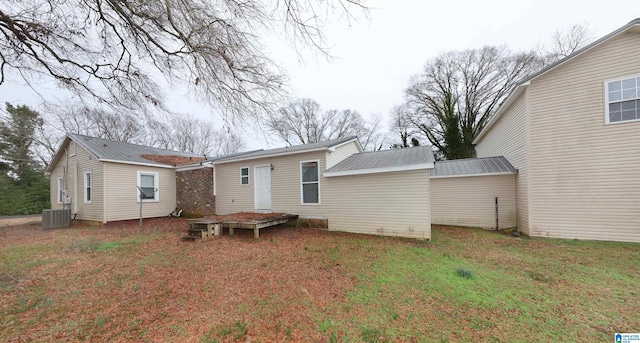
xmin=0 ymin=1 xmax=368 ymax=121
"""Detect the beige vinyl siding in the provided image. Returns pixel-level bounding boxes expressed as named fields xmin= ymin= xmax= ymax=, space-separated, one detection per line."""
xmin=430 ymin=175 xmax=516 ymax=229
xmin=526 ymin=31 xmax=640 ymax=242
xmin=475 ymin=92 xmax=529 ymax=233
xmin=104 ymin=163 xmax=176 ymax=222
xmin=215 ymin=151 xmax=330 ymax=217
xmin=49 ymin=143 xmax=104 ymax=221
xmin=323 ymin=170 xmax=431 ymax=239
xmin=326 ymin=141 xmax=360 ymax=169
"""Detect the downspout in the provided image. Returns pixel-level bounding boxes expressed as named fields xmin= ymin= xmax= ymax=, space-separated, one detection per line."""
xmin=495 ymin=197 xmax=499 ymax=230
xmin=103 ymin=162 xmax=107 ymax=224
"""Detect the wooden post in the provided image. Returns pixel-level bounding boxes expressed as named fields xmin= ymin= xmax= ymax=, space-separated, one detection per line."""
xmin=213 ymin=223 xmax=221 ymax=236
xmin=254 ymin=228 xmax=259 ymax=240
xmin=229 ymin=227 xmax=234 ymax=236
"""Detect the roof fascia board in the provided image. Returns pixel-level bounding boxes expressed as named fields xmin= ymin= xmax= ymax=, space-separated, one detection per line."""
xmin=100 ymin=159 xmax=175 ymax=169
xmin=45 ymin=136 xmax=70 ymax=172
xmin=212 ymin=147 xmax=330 ymax=165
xmin=323 ymin=162 xmax=434 ymax=177
xmin=473 ymin=83 xmax=528 ymax=144
xmin=430 ymin=171 xmax=516 ymax=179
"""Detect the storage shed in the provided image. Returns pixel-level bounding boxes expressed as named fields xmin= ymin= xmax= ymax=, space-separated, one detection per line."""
xmin=430 ymin=156 xmax=516 ymax=229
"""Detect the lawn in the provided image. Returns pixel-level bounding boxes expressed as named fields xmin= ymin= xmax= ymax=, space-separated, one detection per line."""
xmin=1 ymin=219 xmax=638 ymax=342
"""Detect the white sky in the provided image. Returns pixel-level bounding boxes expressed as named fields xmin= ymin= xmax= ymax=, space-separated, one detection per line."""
xmin=1 ymin=1 xmax=637 ymax=150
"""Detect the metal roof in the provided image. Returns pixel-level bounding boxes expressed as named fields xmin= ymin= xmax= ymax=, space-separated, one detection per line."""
xmin=212 ymin=136 xmax=361 ymax=164
xmin=474 ymin=18 xmax=640 ymax=144
xmin=45 ymin=134 xmax=204 ymax=171
xmin=430 ymin=156 xmax=516 ymax=178
xmin=324 ymin=146 xmax=434 ymax=177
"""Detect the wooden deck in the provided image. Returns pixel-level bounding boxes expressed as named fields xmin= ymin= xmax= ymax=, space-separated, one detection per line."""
xmin=183 ymin=214 xmax=299 ymax=241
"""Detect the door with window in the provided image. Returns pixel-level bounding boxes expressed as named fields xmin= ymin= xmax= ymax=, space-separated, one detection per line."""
xmin=254 ymin=165 xmax=271 ymax=211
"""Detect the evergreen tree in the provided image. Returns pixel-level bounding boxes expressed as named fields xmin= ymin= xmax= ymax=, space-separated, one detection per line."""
xmin=0 ymin=103 xmax=49 ymax=215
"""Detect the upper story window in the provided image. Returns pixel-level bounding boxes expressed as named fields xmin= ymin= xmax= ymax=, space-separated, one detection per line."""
xmin=301 ymin=160 xmax=320 ymax=204
xmin=240 ymin=167 xmax=249 ymax=185
xmin=69 ymin=141 xmax=76 ymax=156
xmin=606 ymin=75 xmax=640 ymax=124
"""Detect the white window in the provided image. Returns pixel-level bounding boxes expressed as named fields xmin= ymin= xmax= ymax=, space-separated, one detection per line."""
xmin=240 ymin=167 xmax=249 ymax=185
xmin=84 ymin=171 xmax=92 ymax=203
xmin=300 ymin=160 xmax=320 ymax=204
xmin=69 ymin=141 xmax=76 ymax=156
xmin=137 ymin=171 xmax=159 ymax=202
xmin=57 ymin=177 xmax=64 ymax=204
xmin=605 ymin=75 xmax=640 ymax=124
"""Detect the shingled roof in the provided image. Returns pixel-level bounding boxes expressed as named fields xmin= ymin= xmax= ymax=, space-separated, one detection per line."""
xmin=46 ymin=134 xmax=203 ymax=172
xmin=324 ymin=146 xmax=434 ymax=177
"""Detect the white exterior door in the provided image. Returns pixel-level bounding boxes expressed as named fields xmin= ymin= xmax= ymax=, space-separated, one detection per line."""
xmin=254 ymin=165 xmax=272 ymax=211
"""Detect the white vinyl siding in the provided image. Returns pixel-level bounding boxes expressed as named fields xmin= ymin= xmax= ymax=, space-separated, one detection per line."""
xmin=326 ymin=140 xmax=361 ymax=169
xmin=84 ymin=171 xmax=92 ymax=203
xmin=240 ymin=167 xmax=249 ymax=185
xmin=215 ymin=151 xmax=329 ymax=217
xmin=323 ymin=170 xmax=431 ymax=239
xmin=105 ymin=164 xmax=175 ymax=222
xmin=476 ymin=91 xmax=530 ymax=233
xmin=49 ymin=141 xmax=103 ymax=221
xmin=137 ymin=171 xmax=159 ymax=202
xmin=300 ymin=160 xmax=320 ymax=204
xmin=605 ymin=74 xmax=640 ymax=123
xmin=431 ymin=175 xmax=516 ymax=229
xmin=526 ymin=31 xmax=640 ymax=242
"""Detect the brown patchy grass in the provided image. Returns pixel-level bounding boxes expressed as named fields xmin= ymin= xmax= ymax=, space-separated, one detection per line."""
xmin=1 ymin=220 xmax=639 ymax=342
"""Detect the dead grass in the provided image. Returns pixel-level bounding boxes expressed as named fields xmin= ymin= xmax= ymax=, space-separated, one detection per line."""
xmin=1 ymin=219 xmax=638 ymax=342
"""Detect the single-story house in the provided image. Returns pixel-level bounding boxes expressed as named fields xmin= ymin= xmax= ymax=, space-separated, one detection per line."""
xmin=474 ymin=18 xmax=640 ymax=242
xmin=212 ymin=137 xmax=435 ymax=239
xmin=47 ymin=133 xmax=206 ymax=223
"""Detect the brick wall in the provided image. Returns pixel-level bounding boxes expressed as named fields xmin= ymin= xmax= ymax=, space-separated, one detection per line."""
xmin=176 ymin=167 xmax=216 ymax=217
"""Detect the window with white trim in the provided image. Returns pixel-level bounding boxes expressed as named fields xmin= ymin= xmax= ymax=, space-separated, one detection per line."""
xmin=57 ymin=177 xmax=64 ymax=204
xmin=84 ymin=171 xmax=92 ymax=203
xmin=301 ymin=160 xmax=319 ymax=204
xmin=137 ymin=171 xmax=159 ymax=202
xmin=606 ymin=75 xmax=640 ymax=123
xmin=240 ymin=167 xmax=249 ymax=185
xmin=69 ymin=141 xmax=76 ymax=156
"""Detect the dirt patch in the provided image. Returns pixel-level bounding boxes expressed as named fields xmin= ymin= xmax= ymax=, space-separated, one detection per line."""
xmin=0 ymin=215 xmax=41 ymax=228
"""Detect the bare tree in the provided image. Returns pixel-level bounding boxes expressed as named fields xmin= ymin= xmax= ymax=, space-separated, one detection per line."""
xmin=210 ymin=128 xmax=245 ymax=156
xmin=36 ymin=105 xmax=244 ymax=165
xmin=267 ymin=98 xmax=324 ymax=145
xmin=0 ymin=1 xmax=368 ymax=121
xmin=389 ymin=104 xmax=419 ymax=149
xmin=538 ymin=23 xmax=593 ymax=65
xmin=266 ymin=98 xmax=383 ymax=150
xmin=404 ymin=46 xmax=539 ymax=159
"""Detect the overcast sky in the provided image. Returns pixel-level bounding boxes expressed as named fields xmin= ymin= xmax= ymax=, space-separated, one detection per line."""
xmin=1 ymin=1 xmax=638 ymax=150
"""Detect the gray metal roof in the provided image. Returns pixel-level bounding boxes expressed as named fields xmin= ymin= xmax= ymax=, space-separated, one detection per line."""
xmin=430 ymin=156 xmax=516 ymax=177
xmin=213 ymin=136 xmax=360 ymax=164
xmin=324 ymin=146 xmax=434 ymax=176
xmin=68 ymin=133 xmax=202 ymax=166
